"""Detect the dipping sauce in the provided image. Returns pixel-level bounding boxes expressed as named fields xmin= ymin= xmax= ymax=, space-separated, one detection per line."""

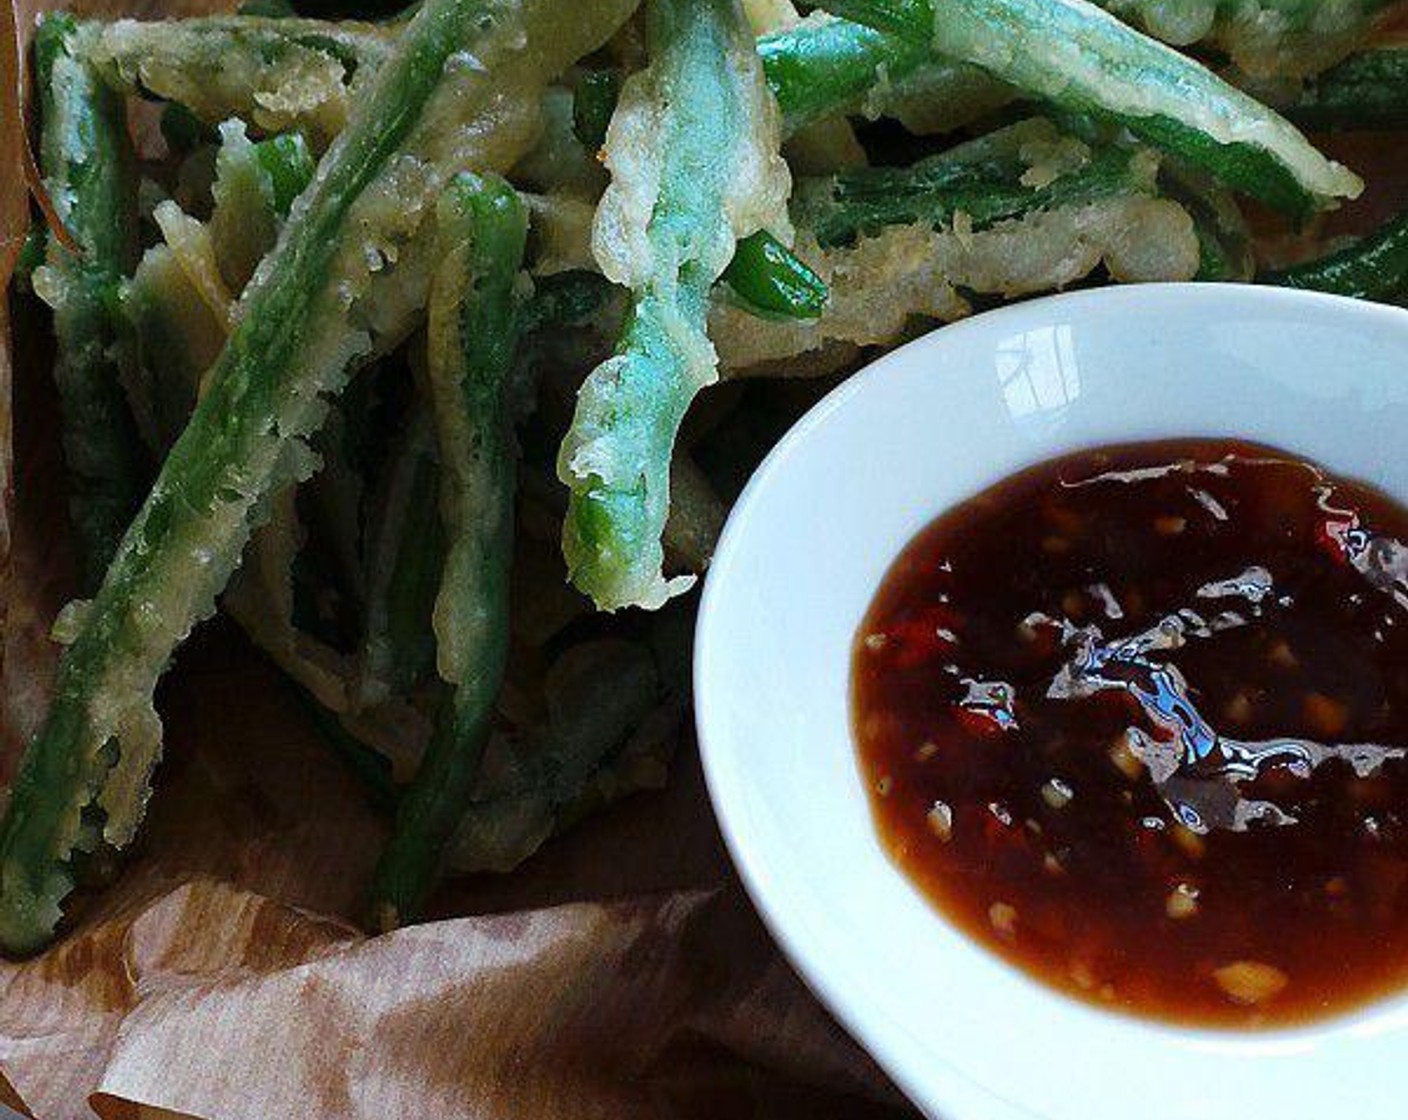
xmin=852 ymin=439 xmax=1408 ymax=1027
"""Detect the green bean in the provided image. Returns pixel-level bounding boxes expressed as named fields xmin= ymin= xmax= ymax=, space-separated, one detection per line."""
xmin=0 ymin=0 xmax=635 ymax=955
xmin=121 ymin=124 xmax=316 ymax=451
xmin=210 ymin=122 xmax=316 ymax=291
xmin=238 ymin=0 xmax=298 ymax=16
xmin=519 ymin=269 xmax=615 ymax=335
xmin=722 ymin=229 xmax=828 ymax=319
xmin=567 ymin=59 xmax=827 ymax=321
xmin=716 ymin=133 xmax=1201 ymax=371
xmin=87 ymin=15 xmax=396 ymax=146
xmin=759 ymin=1 xmax=1388 ymax=136
xmin=447 ymin=638 xmax=668 ymax=874
xmin=11 ymin=227 xmax=46 ymax=291
xmin=256 ymin=134 xmax=318 ymax=215
xmin=1106 ymin=0 xmax=1394 ymax=79
xmin=758 ymin=12 xmax=928 ymax=131
xmin=1261 ymin=213 xmax=1408 ymax=304
xmin=449 ymin=604 xmax=691 ymax=875
xmin=827 ymin=0 xmax=929 ymax=38
xmin=817 ymin=0 xmax=1361 ymax=216
xmin=758 ymin=9 xmax=1018 ymax=138
xmin=1280 ymin=47 xmax=1408 ymax=132
xmin=1160 ymin=165 xmax=1253 ymax=282
xmin=292 ymin=685 xmax=400 ymax=814
xmin=370 ymin=173 xmax=527 ymax=928
xmin=356 ymin=406 xmax=444 ymax=708
xmin=795 ymin=119 xmax=1150 ymax=248
xmin=571 ymin=68 xmax=623 ymax=151
xmin=121 ymin=241 xmax=226 ymax=450
xmin=32 ymin=15 xmax=149 ymax=589
xmin=558 ymin=0 xmax=792 ymax=610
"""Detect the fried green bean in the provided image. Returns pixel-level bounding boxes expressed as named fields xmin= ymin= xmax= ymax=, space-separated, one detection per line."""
xmin=357 ymin=273 xmax=611 ymax=710
xmin=519 ymin=269 xmax=616 ymax=334
xmin=0 ymin=0 xmax=636 ymax=955
xmin=758 ymin=11 xmax=928 ymax=132
xmin=715 ymin=125 xmax=1200 ymax=371
xmin=571 ymin=68 xmax=623 ymax=151
xmin=721 ymin=229 xmax=828 ymax=319
xmin=817 ymin=0 xmax=1362 ymax=216
xmin=1261 ymin=212 xmax=1408 ymax=304
xmin=31 ymin=14 xmax=148 ymax=588
xmin=761 ymin=1 xmax=1388 ymax=135
xmin=293 ymin=685 xmax=400 ymax=813
xmin=1160 ymin=166 xmax=1254 ymax=281
xmin=449 ymin=604 xmax=690 ymax=875
xmin=211 ymin=122 xmax=317 ymax=293
xmin=1280 ymin=46 xmax=1408 ymax=132
xmin=794 ymin=118 xmax=1149 ymax=247
xmin=87 ymin=15 xmax=395 ymax=146
xmin=123 ymin=121 xmax=316 ymax=453
xmin=12 ymin=227 xmax=47 ymax=290
xmin=558 ymin=0 xmax=792 ymax=611
xmin=370 ymin=174 xmax=527 ymax=928
xmin=356 ymin=407 xmax=443 ymax=708
xmin=1106 ymin=0 xmax=1394 ymax=79
xmin=567 ymin=59 xmax=827 ymax=321
xmin=447 ymin=637 xmax=676 ymax=874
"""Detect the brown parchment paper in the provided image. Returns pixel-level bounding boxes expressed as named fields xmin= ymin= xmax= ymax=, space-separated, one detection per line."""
xmin=0 ymin=2 xmax=914 ymax=1117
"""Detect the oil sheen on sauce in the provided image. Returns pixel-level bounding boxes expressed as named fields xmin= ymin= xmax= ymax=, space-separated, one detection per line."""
xmin=851 ymin=439 xmax=1408 ymax=1027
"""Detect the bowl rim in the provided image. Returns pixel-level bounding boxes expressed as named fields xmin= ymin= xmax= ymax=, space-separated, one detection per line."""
xmin=694 ymin=282 xmax=1408 ymax=1120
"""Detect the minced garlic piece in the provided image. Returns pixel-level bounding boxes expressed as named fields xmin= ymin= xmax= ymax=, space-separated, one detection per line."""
xmin=926 ymin=800 xmax=954 ymax=842
xmin=1213 ymin=961 xmax=1288 ymax=1006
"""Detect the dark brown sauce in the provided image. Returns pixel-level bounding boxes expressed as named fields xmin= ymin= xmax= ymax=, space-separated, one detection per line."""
xmin=852 ymin=439 xmax=1408 ymax=1027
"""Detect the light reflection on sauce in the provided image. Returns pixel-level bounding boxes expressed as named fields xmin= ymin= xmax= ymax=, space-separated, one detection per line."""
xmin=852 ymin=439 xmax=1408 ymax=1027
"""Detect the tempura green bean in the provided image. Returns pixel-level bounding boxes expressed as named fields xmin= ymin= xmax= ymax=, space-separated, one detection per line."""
xmin=370 ymin=173 xmax=527 ymax=927
xmin=558 ymin=0 xmax=792 ymax=610
xmin=32 ymin=14 xmax=148 ymax=587
xmin=817 ymin=0 xmax=1362 ymax=216
xmin=0 ymin=0 xmax=635 ymax=955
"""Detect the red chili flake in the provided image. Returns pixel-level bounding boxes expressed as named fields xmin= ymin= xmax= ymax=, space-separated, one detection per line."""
xmin=1315 ymin=504 xmax=1362 ymax=565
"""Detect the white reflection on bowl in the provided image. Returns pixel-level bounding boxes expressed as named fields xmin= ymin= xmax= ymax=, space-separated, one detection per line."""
xmin=997 ymin=323 xmax=1079 ymax=431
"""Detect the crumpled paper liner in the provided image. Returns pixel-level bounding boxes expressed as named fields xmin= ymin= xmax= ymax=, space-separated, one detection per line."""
xmin=13 ymin=878 xmax=902 ymax=1120
xmin=0 ymin=1 xmax=911 ymax=1116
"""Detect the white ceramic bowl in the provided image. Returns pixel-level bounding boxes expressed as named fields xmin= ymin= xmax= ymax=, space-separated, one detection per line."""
xmin=695 ymin=284 xmax=1408 ymax=1120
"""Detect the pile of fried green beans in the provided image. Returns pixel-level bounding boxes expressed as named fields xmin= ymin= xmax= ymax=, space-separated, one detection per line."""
xmin=2 ymin=0 xmax=1404 ymax=953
